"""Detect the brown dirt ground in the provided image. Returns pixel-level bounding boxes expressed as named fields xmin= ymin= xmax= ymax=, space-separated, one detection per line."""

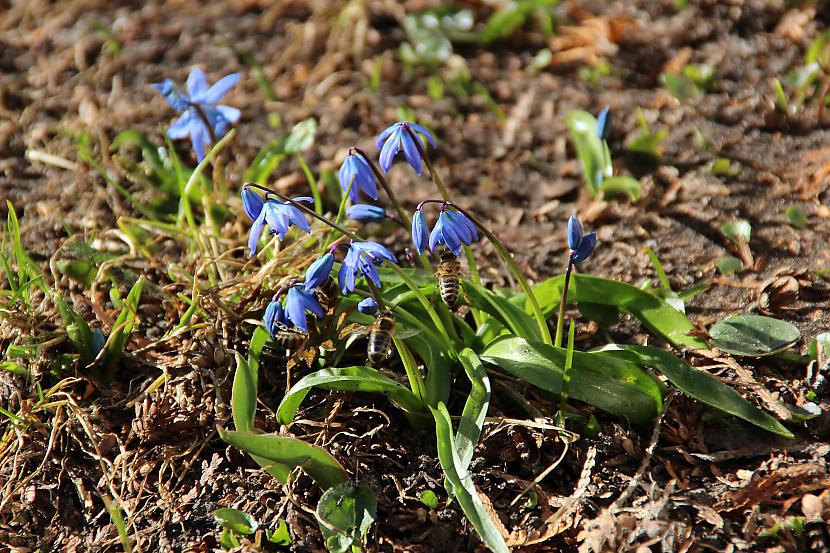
xmin=1 ymin=1 xmax=829 ymax=552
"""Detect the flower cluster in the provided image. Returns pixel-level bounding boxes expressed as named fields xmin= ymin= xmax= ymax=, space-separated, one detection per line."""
xmin=153 ymin=68 xmax=240 ymax=161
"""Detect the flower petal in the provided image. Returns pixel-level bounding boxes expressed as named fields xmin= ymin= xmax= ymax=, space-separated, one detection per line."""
xmin=378 ymin=128 xmax=400 ymax=173
xmin=167 ymin=112 xmax=193 ymax=140
xmin=193 ymin=73 xmax=239 ymax=104
xmin=376 ymin=123 xmax=400 ymax=150
xmin=412 ymin=210 xmax=429 ymax=254
xmin=567 ymin=215 xmax=583 ymax=251
xmin=304 ymin=253 xmax=334 ymax=291
xmin=573 ymin=231 xmax=596 ymax=264
xmin=241 ymin=185 xmax=264 ymax=221
xmin=407 ymin=122 xmax=435 ymax=147
xmin=400 ymin=132 xmax=423 ymax=175
xmin=190 ymin=117 xmax=210 ymax=161
xmin=186 ymin=68 xmax=208 ymax=98
xmin=215 ymin=104 xmax=241 ymax=125
xmin=357 ymin=298 xmax=379 ymax=316
xmin=248 ymin=210 xmax=266 ymax=257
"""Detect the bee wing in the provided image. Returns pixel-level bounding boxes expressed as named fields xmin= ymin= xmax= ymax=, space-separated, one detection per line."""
xmin=393 ymin=326 xmax=421 ymax=339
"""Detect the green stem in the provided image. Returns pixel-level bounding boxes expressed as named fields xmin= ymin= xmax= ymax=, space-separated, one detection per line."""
xmin=556 ymin=319 xmax=576 ymax=428
xmin=554 ymin=254 xmax=575 ymax=348
xmin=450 ymin=205 xmax=553 ymax=346
xmin=463 ymin=245 xmax=486 ymax=327
xmin=296 ymin=154 xmax=323 ymax=215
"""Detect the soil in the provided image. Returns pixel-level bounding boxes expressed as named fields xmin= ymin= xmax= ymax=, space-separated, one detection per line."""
xmin=1 ymin=1 xmax=829 ymax=552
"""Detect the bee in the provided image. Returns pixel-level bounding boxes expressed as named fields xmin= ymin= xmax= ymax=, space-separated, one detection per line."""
xmin=271 ymin=323 xmax=307 ymax=351
xmin=315 ymin=276 xmax=341 ymax=314
xmin=435 ymin=251 xmax=463 ymax=309
xmin=367 ymin=312 xmax=395 ymax=366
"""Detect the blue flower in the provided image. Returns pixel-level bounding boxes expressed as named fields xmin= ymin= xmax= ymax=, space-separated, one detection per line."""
xmin=241 ymin=183 xmax=264 ymax=221
xmin=347 ymin=204 xmax=386 ymax=223
xmin=567 ymin=215 xmax=597 ymax=264
xmin=338 ymin=152 xmax=378 ymax=203
xmin=284 ymin=286 xmax=324 ymax=332
xmin=428 ymin=209 xmax=478 ymax=256
xmin=263 ymin=296 xmax=287 ymax=337
xmin=304 ymin=253 xmax=334 ymax=292
xmin=412 ymin=209 xmax=429 ymax=254
xmin=152 ymin=68 xmax=240 ymax=161
xmin=376 ymin=121 xmax=435 ymax=174
xmin=357 ymin=297 xmax=379 ymax=316
xmin=338 ymin=241 xmax=397 ymax=294
xmin=248 ymin=197 xmax=313 ymax=257
xmin=596 ymin=106 xmax=612 ymax=141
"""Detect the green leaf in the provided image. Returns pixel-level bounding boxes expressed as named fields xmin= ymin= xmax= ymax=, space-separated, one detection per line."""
xmin=231 ymin=353 xmax=256 ymax=433
xmin=463 ymin=281 xmax=541 ymax=341
xmin=243 ymin=137 xmax=286 ymax=184
xmin=456 ymin=349 xmax=490 ymax=471
xmin=603 ymin=344 xmax=793 ymax=437
xmin=283 ymin=118 xmax=317 ymax=154
xmin=101 ymin=277 xmax=143 ymax=383
xmin=316 ymin=482 xmax=377 ymax=553
xmin=219 ymin=528 xmax=240 ymax=549
xmin=277 ymin=366 xmax=426 ymax=425
xmin=420 ymin=490 xmax=439 ymax=509
xmin=218 ymin=429 xmax=348 ymax=490
xmin=56 ymin=259 xmax=97 ymax=287
xmin=716 ymin=255 xmax=744 ymax=275
xmin=709 ymin=314 xmax=801 ymax=357
xmin=213 ymin=508 xmax=258 ymax=535
xmin=431 ymin=403 xmax=510 ymax=553
xmin=266 ymin=519 xmax=292 ymax=545
xmin=481 ymin=336 xmax=663 ymax=423
xmin=56 ymin=296 xmax=94 ymax=365
xmin=601 ymin=175 xmax=641 ymax=201
xmin=720 ymin=220 xmax=751 ymax=244
xmin=247 ymin=325 xmax=270 ymax=382
xmin=565 ymin=110 xmax=606 ymax=196
xmin=786 ymin=206 xmax=808 ymax=229
xmin=514 ymin=274 xmax=707 ymax=349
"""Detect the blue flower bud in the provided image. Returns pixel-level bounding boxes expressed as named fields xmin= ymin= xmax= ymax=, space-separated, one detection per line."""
xmin=241 ymin=184 xmax=264 ymax=221
xmin=357 ymin=297 xmax=379 ymax=316
xmin=596 ymin=106 xmax=612 ymax=140
xmin=347 ymin=204 xmax=387 ymax=223
xmin=304 ymin=253 xmax=334 ymax=292
xmin=412 ymin=209 xmax=429 ymax=254
xmin=567 ymin=215 xmax=596 ymax=264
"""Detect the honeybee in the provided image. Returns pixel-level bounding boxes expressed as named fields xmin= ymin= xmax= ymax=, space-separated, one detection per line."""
xmin=271 ymin=323 xmax=307 ymax=351
xmin=315 ymin=276 xmax=341 ymax=314
xmin=435 ymin=251 xmax=462 ymax=309
xmin=367 ymin=312 xmax=395 ymax=366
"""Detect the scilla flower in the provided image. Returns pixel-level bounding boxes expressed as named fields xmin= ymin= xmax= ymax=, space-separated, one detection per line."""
xmin=567 ymin=215 xmax=597 ymax=263
xmin=357 ymin=297 xmax=379 ymax=316
xmin=347 ymin=204 xmax=387 ymax=223
xmin=263 ymin=296 xmax=287 ymax=337
xmin=429 ymin=209 xmax=478 ymax=256
xmin=152 ymin=68 xmax=240 ymax=161
xmin=284 ymin=285 xmax=324 ymax=332
xmin=304 ymin=253 xmax=334 ymax=291
xmin=338 ymin=241 xmax=397 ymax=294
xmin=248 ymin=197 xmax=312 ymax=257
xmin=411 ymin=209 xmax=429 ymax=254
xmin=376 ymin=121 xmax=435 ymax=174
xmin=339 ymin=152 xmax=378 ymax=203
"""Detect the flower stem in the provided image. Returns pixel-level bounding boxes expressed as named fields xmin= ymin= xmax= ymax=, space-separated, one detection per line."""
xmin=554 ymin=253 xmax=575 ymax=348
xmin=449 ymin=204 xmax=553 ymax=345
xmin=556 ymin=319 xmax=576 ymax=429
xmin=296 ymin=154 xmax=323 ymax=215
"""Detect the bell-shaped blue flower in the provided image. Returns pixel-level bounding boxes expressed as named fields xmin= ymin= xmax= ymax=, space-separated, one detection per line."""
xmin=428 ymin=209 xmax=478 ymax=256
xmin=284 ymin=286 xmax=324 ymax=332
xmin=412 ymin=209 xmax=429 ymax=254
xmin=338 ymin=241 xmax=397 ymax=294
xmin=152 ymin=68 xmax=241 ymax=161
xmin=339 ymin=152 xmax=378 ymax=203
xmin=347 ymin=204 xmax=386 ymax=223
xmin=263 ymin=296 xmax=287 ymax=338
xmin=567 ymin=215 xmax=596 ymax=264
xmin=376 ymin=121 xmax=435 ymax=174
xmin=357 ymin=297 xmax=379 ymax=316
xmin=596 ymin=106 xmax=612 ymax=140
xmin=248 ymin=197 xmax=313 ymax=257
xmin=304 ymin=253 xmax=334 ymax=292
xmin=241 ymin=184 xmax=264 ymax=221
